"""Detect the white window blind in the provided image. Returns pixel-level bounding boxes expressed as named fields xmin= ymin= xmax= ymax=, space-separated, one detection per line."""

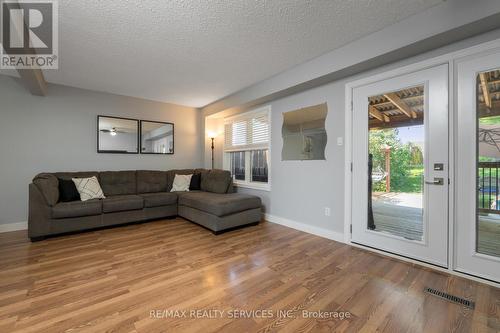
xmin=224 ymin=108 xmax=270 ymax=152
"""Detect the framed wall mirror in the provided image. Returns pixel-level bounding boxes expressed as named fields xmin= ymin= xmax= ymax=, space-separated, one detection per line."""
xmin=282 ymin=103 xmax=328 ymax=160
xmin=140 ymin=120 xmax=174 ymax=154
xmin=97 ymin=116 xmax=139 ymax=154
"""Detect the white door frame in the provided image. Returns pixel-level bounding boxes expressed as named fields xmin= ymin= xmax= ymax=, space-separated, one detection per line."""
xmin=344 ymin=38 xmax=500 ymax=287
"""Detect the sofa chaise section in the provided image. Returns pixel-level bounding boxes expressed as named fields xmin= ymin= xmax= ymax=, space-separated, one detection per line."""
xmin=178 ymin=191 xmax=262 ymax=234
xmin=175 ymin=169 xmax=261 ymax=234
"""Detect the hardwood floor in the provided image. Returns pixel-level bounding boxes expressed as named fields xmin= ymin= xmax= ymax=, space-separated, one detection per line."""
xmin=0 ymin=218 xmax=498 ymax=333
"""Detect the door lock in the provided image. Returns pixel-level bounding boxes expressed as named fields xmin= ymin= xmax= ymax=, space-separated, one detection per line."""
xmin=433 ymin=163 xmax=444 ymax=171
xmin=425 ymin=178 xmax=444 ymax=185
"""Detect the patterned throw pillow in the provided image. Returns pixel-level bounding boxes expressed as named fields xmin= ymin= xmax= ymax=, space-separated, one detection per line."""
xmin=72 ymin=176 xmax=106 ymax=201
xmin=171 ymin=174 xmax=193 ymax=192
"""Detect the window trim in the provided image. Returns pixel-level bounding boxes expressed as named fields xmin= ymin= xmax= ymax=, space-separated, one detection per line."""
xmin=234 ymin=179 xmax=271 ymax=191
xmin=223 ymin=105 xmax=272 ymax=191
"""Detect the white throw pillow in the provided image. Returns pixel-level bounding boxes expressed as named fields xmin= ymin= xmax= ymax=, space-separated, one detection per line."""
xmin=72 ymin=176 xmax=106 ymax=201
xmin=171 ymin=174 xmax=192 ymax=192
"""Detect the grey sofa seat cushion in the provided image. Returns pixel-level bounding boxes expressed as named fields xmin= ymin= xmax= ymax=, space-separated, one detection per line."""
xmin=137 ymin=171 xmax=168 ymax=193
xmin=140 ymin=192 xmax=177 ymax=208
xmin=100 ymin=171 xmax=137 ymax=196
xmin=178 ymin=192 xmax=261 ymax=217
xmin=52 ymin=199 xmax=102 ymax=219
xmin=102 ymin=195 xmax=143 ymax=213
xmin=200 ymin=170 xmax=232 ymax=194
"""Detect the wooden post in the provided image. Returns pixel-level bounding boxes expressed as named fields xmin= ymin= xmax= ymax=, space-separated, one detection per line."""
xmin=385 ymin=147 xmax=391 ymax=192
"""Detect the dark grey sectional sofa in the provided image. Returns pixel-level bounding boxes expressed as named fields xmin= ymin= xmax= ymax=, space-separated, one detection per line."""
xmin=28 ymin=169 xmax=262 ymax=241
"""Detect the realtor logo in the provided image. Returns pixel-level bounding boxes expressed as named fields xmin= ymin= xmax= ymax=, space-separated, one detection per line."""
xmin=1 ymin=0 xmax=58 ymax=69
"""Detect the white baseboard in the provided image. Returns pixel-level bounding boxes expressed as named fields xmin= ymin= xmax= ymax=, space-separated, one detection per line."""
xmin=264 ymin=213 xmax=345 ymax=243
xmin=0 ymin=221 xmax=28 ymax=233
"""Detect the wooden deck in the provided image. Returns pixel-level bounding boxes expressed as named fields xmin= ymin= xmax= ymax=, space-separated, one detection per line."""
xmin=478 ymin=215 xmax=500 ymax=257
xmin=372 ymin=197 xmax=500 ymax=257
xmin=0 ymin=218 xmax=498 ymax=332
xmin=372 ymin=200 xmax=423 ymax=241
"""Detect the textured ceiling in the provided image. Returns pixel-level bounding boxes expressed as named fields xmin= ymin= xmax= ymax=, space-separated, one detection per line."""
xmin=39 ymin=0 xmax=443 ymax=107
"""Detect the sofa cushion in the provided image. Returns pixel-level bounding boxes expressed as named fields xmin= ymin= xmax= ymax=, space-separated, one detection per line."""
xmin=171 ymin=174 xmax=193 ymax=192
xmin=52 ymin=199 xmax=102 ymax=219
xmin=140 ymin=192 xmax=177 ymax=208
xmin=102 ymin=195 xmax=143 ymax=213
xmin=166 ymin=169 xmax=196 ymax=191
xmin=178 ymin=192 xmax=261 ymax=217
xmin=33 ymin=173 xmax=59 ymax=206
xmin=72 ymin=176 xmax=106 ymax=201
xmin=137 ymin=170 xmax=168 ymax=193
xmin=189 ymin=173 xmax=201 ymax=191
xmin=100 ymin=171 xmax=137 ymax=196
xmin=58 ymin=178 xmax=80 ymax=202
xmin=200 ymin=170 xmax=232 ymax=194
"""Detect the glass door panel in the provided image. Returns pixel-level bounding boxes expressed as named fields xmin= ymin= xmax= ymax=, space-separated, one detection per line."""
xmin=368 ymin=85 xmax=425 ymax=241
xmin=476 ymin=68 xmax=500 ymax=258
xmin=456 ymin=50 xmax=500 ymax=282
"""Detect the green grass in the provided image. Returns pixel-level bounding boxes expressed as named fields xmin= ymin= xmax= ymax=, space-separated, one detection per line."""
xmin=373 ymin=166 xmax=423 ymax=193
xmin=394 ymin=166 xmax=423 ymax=193
xmin=479 ymin=115 xmax=500 ymax=125
xmin=373 ymin=165 xmax=497 ymax=209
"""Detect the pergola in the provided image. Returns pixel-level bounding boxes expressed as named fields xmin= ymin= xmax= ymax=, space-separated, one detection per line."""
xmin=368 ymin=69 xmax=500 ymax=129
xmin=478 ymin=69 xmax=500 ymax=118
xmin=368 ymin=85 xmax=424 ymax=130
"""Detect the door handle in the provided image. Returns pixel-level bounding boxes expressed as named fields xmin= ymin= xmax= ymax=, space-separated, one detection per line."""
xmin=425 ymin=178 xmax=444 ymax=185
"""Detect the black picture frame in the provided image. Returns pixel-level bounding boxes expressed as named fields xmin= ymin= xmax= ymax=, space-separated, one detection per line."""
xmin=140 ymin=120 xmax=175 ymax=155
xmin=97 ymin=115 xmax=140 ymax=154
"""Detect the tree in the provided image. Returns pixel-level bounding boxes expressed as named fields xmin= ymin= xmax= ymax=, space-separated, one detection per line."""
xmin=408 ymin=142 xmax=423 ymax=166
xmin=369 ymin=128 xmax=413 ymax=192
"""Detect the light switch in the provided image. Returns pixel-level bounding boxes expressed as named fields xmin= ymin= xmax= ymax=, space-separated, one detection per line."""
xmin=337 ymin=137 xmax=343 ymax=146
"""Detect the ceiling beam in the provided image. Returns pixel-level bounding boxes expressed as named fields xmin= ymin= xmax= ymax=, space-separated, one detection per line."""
xmin=4 ymin=0 xmax=47 ymax=96
xmin=369 ymin=105 xmax=390 ymax=123
xmin=371 ymin=94 xmax=423 ymax=108
xmin=384 ymin=93 xmax=417 ymax=119
xmin=479 ymin=72 xmax=492 ymax=109
xmin=16 ymin=69 xmax=48 ymax=96
xmin=369 ymin=113 xmax=423 ymax=130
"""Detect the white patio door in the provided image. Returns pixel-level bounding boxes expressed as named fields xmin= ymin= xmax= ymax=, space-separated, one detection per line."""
xmin=456 ymin=50 xmax=500 ymax=282
xmin=351 ymin=64 xmax=449 ymax=267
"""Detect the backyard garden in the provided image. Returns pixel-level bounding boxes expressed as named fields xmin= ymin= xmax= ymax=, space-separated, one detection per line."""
xmin=369 ymin=128 xmax=424 ymax=193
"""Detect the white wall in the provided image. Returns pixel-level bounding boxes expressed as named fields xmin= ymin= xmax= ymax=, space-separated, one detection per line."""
xmin=0 ymin=76 xmax=202 ymax=225
xmin=238 ymin=80 xmax=346 ymax=233
xmin=204 ymin=30 xmax=500 ymax=238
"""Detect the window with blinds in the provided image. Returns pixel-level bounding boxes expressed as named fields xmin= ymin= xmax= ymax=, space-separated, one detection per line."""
xmin=223 ymin=106 xmax=271 ymax=189
xmin=224 ymin=109 xmax=270 ymax=151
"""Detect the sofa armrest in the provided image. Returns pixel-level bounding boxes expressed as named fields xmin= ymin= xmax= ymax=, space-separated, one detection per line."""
xmin=33 ymin=173 xmax=59 ymax=206
xmin=226 ymin=179 xmax=234 ymax=193
xmin=28 ymin=183 xmax=52 ymax=238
